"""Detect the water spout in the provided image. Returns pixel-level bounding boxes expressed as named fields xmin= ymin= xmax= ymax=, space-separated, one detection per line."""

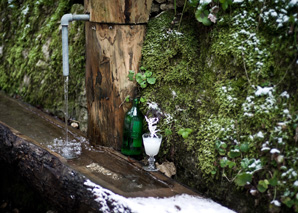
xmin=61 ymin=13 xmax=90 ymax=76
xmin=61 ymin=13 xmax=89 ymax=158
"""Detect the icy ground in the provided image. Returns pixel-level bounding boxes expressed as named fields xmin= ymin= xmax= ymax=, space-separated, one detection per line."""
xmin=84 ymin=179 xmax=236 ymax=213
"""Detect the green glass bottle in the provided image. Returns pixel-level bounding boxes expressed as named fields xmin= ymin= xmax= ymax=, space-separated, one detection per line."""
xmin=121 ymin=98 xmax=143 ymax=156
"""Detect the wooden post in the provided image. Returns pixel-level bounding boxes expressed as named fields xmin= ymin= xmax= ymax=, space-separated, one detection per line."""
xmin=84 ymin=0 xmax=153 ymax=149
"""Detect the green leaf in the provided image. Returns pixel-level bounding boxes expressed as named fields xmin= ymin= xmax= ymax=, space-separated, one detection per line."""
xmin=182 ymin=132 xmax=189 ymax=139
xmin=227 ymin=161 xmax=236 ymax=168
xmin=257 ymin=184 xmax=267 ymax=193
xmin=140 ymin=81 xmax=147 ymax=88
xmin=220 ymin=158 xmax=229 ymax=168
xmin=211 ymin=170 xmax=217 ymax=175
xmin=240 ymin=143 xmax=249 ymax=152
xmin=221 ymin=142 xmax=227 ymax=149
xmin=235 ymin=173 xmax=252 ymax=186
xmin=218 ymin=148 xmax=226 ymax=155
xmin=185 ymin=128 xmax=193 ymax=134
xmin=145 ymin=71 xmax=152 ymax=77
xmin=147 ymin=77 xmax=156 ymax=84
xmin=188 ymin=0 xmax=199 ymax=7
xmin=241 ymin=158 xmax=256 ymax=169
xmin=269 ymin=176 xmax=278 ymax=186
xmin=257 ymin=180 xmax=269 ymax=193
xmin=140 ymin=97 xmax=146 ymax=103
xmin=281 ymin=197 xmax=295 ymax=208
xmin=195 ymin=9 xmax=212 ymax=26
xmin=141 ymin=74 xmax=147 ymax=80
xmin=222 ymin=1 xmax=228 ymax=10
xmin=125 ymin=95 xmax=130 ymax=102
xmin=219 ymin=0 xmax=225 ymax=3
xmin=201 ymin=11 xmax=212 ymax=26
xmin=136 ymin=73 xmax=144 ymax=84
xmin=140 ymin=66 xmax=146 ymax=71
xmin=128 ymin=70 xmax=135 ymax=81
xmin=178 ymin=129 xmax=184 ymax=135
xmin=228 ymin=149 xmax=241 ymax=158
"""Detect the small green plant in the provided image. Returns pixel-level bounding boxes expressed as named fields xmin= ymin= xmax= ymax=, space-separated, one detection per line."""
xmin=128 ymin=66 xmax=156 ymax=88
xmin=177 ymin=128 xmax=193 ymax=139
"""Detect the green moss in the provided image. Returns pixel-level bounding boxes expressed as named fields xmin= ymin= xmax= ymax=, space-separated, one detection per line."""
xmin=0 ymin=1 xmax=86 ymax=120
xmin=141 ymin=2 xmax=298 ymax=211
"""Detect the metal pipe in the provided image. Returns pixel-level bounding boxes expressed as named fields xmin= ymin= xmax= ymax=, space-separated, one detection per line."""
xmin=61 ymin=14 xmax=90 ymax=76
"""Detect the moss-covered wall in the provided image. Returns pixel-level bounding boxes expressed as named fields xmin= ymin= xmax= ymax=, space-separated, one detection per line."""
xmin=140 ymin=1 xmax=298 ymax=212
xmin=0 ymin=0 xmax=87 ymax=131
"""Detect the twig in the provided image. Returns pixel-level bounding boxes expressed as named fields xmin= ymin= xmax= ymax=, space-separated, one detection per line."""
xmin=223 ymin=169 xmax=242 ymax=183
xmin=178 ymin=0 xmax=187 ymax=32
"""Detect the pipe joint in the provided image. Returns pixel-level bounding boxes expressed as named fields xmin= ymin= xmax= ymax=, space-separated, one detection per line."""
xmin=61 ymin=13 xmax=90 ymax=76
xmin=61 ymin=14 xmax=73 ymax=26
xmin=61 ymin=14 xmax=90 ymax=26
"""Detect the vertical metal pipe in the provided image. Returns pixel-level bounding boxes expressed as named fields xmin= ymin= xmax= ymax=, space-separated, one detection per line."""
xmin=62 ymin=26 xmax=69 ymax=76
xmin=61 ymin=14 xmax=90 ymax=77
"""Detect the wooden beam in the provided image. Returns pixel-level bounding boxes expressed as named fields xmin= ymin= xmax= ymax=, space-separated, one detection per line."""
xmin=84 ymin=0 xmax=153 ymax=24
xmin=85 ymin=23 xmax=146 ymax=148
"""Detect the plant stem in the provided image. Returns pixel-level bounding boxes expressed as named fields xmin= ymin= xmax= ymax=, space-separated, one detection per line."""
xmin=178 ymin=0 xmax=188 ymax=31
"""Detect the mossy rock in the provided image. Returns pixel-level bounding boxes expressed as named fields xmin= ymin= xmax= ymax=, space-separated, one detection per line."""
xmin=0 ymin=0 xmax=87 ymax=130
xmin=140 ymin=3 xmax=298 ymax=212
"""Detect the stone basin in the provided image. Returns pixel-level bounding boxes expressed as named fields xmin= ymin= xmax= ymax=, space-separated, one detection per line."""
xmin=0 ymin=92 xmax=198 ymax=212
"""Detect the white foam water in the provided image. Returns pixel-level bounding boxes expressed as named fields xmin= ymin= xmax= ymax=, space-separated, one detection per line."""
xmin=47 ymin=138 xmax=82 ymax=159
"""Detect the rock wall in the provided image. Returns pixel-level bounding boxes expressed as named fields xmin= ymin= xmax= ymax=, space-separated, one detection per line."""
xmin=139 ymin=1 xmax=298 ymax=213
xmin=0 ymin=0 xmax=88 ymax=132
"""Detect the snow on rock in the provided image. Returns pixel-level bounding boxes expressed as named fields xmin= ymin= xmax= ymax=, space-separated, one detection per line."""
xmin=270 ymin=148 xmax=280 ymax=154
xmin=200 ymin=0 xmax=212 ymax=4
xmin=255 ymin=86 xmax=274 ymax=96
xmin=289 ymin=0 xmax=298 ymax=7
xmin=271 ymin=200 xmax=281 ymax=207
xmin=84 ymin=179 xmax=236 ymax=213
xmin=147 ymin=102 xmax=159 ymax=110
xmin=255 ymin=131 xmax=264 ymax=138
xmin=280 ymin=91 xmax=290 ymax=98
xmin=127 ymin=195 xmax=235 ymax=213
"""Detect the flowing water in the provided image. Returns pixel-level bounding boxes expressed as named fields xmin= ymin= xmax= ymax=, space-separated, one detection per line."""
xmin=0 ymin=88 xmax=81 ymax=159
xmin=64 ymin=76 xmax=69 ymax=145
xmin=61 ymin=76 xmax=80 ymax=159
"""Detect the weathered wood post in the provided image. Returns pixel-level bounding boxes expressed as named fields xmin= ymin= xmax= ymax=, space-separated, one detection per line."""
xmin=84 ymin=0 xmax=153 ymax=149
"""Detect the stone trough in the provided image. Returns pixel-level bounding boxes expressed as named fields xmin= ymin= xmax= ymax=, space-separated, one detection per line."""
xmin=0 ymin=92 xmax=198 ymax=212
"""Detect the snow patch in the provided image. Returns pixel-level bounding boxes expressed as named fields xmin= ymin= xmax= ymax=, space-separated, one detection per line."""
xmin=256 ymin=131 xmax=264 ymax=138
xmin=84 ymin=179 xmax=236 ymax=213
xmin=255 ymin=86 xmax=273 ymax=96
xmin=280 ymin=91 xmax=289 ymax=98
xmin=271 ymin=200 xmax=281 ymax=207
xmin=270 ymin=148 xmax=280 ymax=154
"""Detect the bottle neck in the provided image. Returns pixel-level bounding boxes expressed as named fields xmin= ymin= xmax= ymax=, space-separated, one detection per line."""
xmin=132 ymin=99 xmax=139 ymax=107
xmin=132 ymin=99 xmax=139 ymax=116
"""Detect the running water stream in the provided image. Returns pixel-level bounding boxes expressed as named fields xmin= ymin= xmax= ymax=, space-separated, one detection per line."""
xmin=64 ymin=76 xmax=69 ymax=144
xmin=59 ymin=76 xmax=81 ymax=159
